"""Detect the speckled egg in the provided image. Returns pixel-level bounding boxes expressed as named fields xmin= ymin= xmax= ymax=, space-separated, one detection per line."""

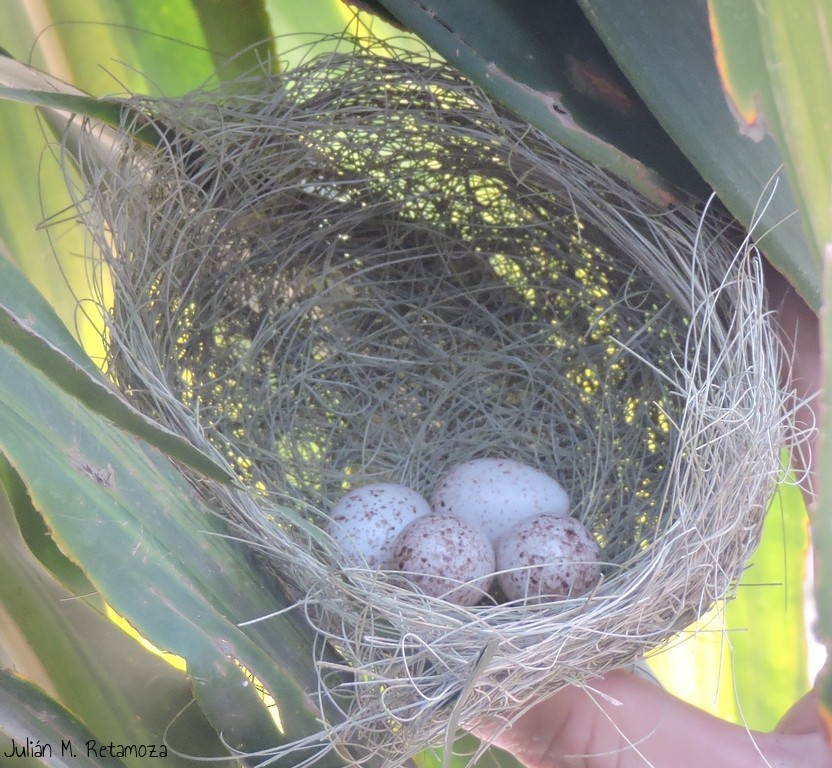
xmin=429 ymin=458 xmax=569 ymax=545
xmin=390 ymin=513 xmax=496 ymax=606
xmin=325 ymin=483 xmax=432 ymax=568
xmin=496 ymin=514 xmax=601 ymax=603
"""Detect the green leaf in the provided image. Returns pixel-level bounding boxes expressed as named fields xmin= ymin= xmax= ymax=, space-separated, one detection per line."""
xmin=0 ymin=456 xmax=95 ymax=597
xmin=368 ymin=0 xmax=819 ymax=307
xmin=0 ymin=84 xmax=123 ymax=135
xmin=414 ymin=734 xmax=523 ymax=768
xmin=0 ymin=464 xmax=233 ymax=768
xmin=0 ymin=670 xmax=128 ymax=768
xmin=725 ymin=477 xmax=810 ymax=729
xmin=4 ymin=1 xmax=217 ymax=99
xmin=0 ymin=0 xmax=261 ymax=345
xmin=191 ymin=0 xmax=276 ymax=79
xmin=0 ymin=253 xmax=236 ymax=485
xmin=370 ymin=0 xmax=706 ymax=204
xmin=0 ymin=243 xmax=99 ymax=374
xmin=708 ymin=0 xmax=832 ymax=718
xmin=0 ymin=97 xmax=90 ymax=343
xmin=751 ymin=3 xmax=832 ymax=263
xmin=575 ymin=0 xmax=818 ymax=310
xmin=0 ymin=334 xmax=346 ymax=764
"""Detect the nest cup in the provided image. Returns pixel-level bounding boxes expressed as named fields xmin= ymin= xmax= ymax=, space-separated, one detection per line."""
xmin=71 ymin=39 xmax=790 ymax=765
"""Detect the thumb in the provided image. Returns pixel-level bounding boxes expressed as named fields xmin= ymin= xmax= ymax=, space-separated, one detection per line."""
xmin=776 ymin=689 xmax=824 ymax=736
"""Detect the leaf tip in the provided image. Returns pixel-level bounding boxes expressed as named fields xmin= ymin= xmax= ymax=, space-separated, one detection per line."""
xmin=707 ymin=0 xmax=768 ymax=141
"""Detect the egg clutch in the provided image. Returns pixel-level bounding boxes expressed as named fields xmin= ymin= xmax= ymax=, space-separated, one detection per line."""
xmin=325 ymin=458 xmax=602 ymax=606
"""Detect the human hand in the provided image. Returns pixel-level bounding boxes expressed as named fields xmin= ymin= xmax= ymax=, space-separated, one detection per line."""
xmin=475 ymin=670 xmax=832 ymax=768
xmin=768 ymin=685 xmax=832 ymax=766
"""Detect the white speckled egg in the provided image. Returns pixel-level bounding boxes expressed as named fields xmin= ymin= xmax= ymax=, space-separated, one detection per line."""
xmin=390 ymin=513 xmax=496 ymax=606
xmin=325 ymin=483 xmax=431 ymax=568
xmin=496 ymin=514 xmax=601 ymax=603
xmin=429 ymin=458 xmax=569 ymax=545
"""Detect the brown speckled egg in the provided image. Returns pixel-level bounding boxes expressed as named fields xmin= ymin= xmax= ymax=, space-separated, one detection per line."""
xmin=390 ymin=513 xmax=496 ymax=606
xmin=429 ymin=458 xmax=569 ymax=545
xmin=325 ymin=483 xmax=431 ymax=568
xmin=496 ymin=515 xmax=601 ymax=603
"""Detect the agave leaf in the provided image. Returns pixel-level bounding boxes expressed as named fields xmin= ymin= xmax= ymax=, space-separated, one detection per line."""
xmin=369 ymin=0 xmax=705 ymax=204
xmin=191 ymin=0 xmax=276 ymax=79
xmin=0 ymin=456 xmax=95 ymax=598
xmin=0 ymin=99 xmax=90 ymax=342
xmin=574 ymin=0 xmax=818 ymax=311
xmin=367 ymin=0 xmax=818 ymax=308
xmin=0 ymin=53 xmax=193 ymax=164
xmin=0 ymin=257 xmax=350 ymax=763
xmin=708 ymin=0 xmax=832 ymax=717
xmin=707 ymin=0 xmax=832 ymax=280
xmin=0 ymin=75 xmax=123 ymax=133
xmin=8 ymin=1 xmax=217 ymax=98
xmin=0 ymin=242 xmax=98 ymax=373
xmin=0 ymin=252 xmax=235 ymax=485
xmin=0 ymin=0 xmax=272 ymax=346
xmin=0 ymin=669 xmax=128 ymax=768
xmin=0 ymin=470 xmax=235 ymax=768
xmin=0 ymin=0 xmax=273 ymax=116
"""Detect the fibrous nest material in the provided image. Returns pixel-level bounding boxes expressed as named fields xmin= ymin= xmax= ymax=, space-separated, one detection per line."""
xmin=70 ymin=39 xmax=792 ymax=767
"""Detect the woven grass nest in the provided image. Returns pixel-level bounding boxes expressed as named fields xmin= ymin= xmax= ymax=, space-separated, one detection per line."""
xmin=71 ymin=39 xmax=792 ymax=765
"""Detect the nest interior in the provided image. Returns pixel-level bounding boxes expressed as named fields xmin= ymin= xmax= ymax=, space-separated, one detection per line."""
xmin=71 ymin=40 xmax=789 ymax=764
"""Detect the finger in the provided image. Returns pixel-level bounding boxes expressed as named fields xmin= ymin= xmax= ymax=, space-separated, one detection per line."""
xmin=469 ymin=671 xmax=789 ymax=768
xmin=776 ymin=689 xmax=823 ymax=735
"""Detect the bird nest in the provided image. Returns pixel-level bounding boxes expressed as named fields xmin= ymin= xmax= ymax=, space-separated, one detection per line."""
xmin=70 ymin=39 xmax=790 ymax=767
